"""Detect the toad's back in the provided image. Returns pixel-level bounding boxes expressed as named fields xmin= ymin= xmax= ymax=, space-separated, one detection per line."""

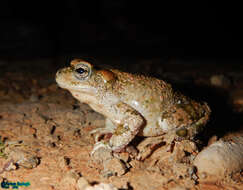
xmin=110 ymin=69 xmax=210 ymax=137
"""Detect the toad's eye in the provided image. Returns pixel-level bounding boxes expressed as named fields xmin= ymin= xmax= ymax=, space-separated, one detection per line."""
xmin=74 ymin=63 xmax=91 ymax=80
xmin=76 ymin=68 xmax=85 ymax=74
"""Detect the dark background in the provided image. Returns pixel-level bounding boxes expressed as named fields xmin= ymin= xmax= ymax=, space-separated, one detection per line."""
xmin=0 ymin=0 xmax=242 ymax=61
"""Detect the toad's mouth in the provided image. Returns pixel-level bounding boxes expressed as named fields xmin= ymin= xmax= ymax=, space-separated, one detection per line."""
xmin=56 ymin=79 xmax=96 ymax=93
xmin=57 ymin=82 xmax=97 ymax=94
xmin=71 ymin=88 xmax=97 ymax=95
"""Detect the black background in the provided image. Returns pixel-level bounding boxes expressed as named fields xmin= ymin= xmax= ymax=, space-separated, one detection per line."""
xmin=0 ymin=0 xmax=242 ymax=61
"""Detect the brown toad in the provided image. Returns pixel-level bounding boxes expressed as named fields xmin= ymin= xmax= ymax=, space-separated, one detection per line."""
xmin=56 ymin=59 xmax=210 ymax=152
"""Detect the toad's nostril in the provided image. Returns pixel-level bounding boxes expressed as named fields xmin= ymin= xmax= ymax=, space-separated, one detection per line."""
xmin=56 ymin=70 xmax=61 ymax=75
xmin=56 ymin=70 xmax=61 ymax=79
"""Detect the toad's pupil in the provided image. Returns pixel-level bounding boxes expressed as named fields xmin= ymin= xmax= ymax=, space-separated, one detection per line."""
xmin=76 ymin=68 xmax=85 ymax=74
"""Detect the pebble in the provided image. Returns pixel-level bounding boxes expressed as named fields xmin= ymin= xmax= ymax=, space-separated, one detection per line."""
xmin=77 ymin=177 xmax=118 ymax=190
xmin=210 ymin=74 xmax=231 ymax=88
xmin=103 ymin=157 xmax=127 ymax=177
xmin=194 ymin=136 xmax=243 ymax=177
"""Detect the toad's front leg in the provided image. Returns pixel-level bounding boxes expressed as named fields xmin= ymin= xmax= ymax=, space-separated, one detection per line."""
xmin=93 ymin=102 xmax=145 ymax=152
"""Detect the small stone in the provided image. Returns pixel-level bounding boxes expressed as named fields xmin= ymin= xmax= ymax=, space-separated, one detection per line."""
xmin=48 ymin=84 xmax=58 ymax=91
xmin=77 ymin=177 xmax=90 ymax=190
xmin=1 ymin=159 xmax=16 ymax=172
xmin=194 ymin=136 xmax=243 ymax=178
xmin=58 ymin=156 xmax=70 ymax=169
xmin=6 ymin=148 xmax=40 ymax=169
xmin=85 ymin=183 xmax=118 ymax=190
xmin=29 ymin=94 xmax=39 ymax=102
xmin=6 ymin=162 xmax=17 ymax=171
xmin=200 ymin=172 xmax=207 ymax=179
xmin=180 ymin=140 xmax=198 ymax=154
xmin=60 ymin=170 xmax=79 ymax=189
xmin=231 ymin=89 xmax=243 ymax=112
xmin=103 ymin=157 xmax=127 ymax=177
xmin=113 ymin=152 xmax=130 ymax=163
xmin=172 ymin=163 xmax=192 ymax=179
xmin=77 ymin=177 xmax=118 ymax=190
xmin=125 ymin=146 xmax=138 ymax=159
xmin=210 ymin=74 xmax=231 ymax=88
xmin=91 ymin=143 xmax=113 ymax=163
xmin=129 ymin=159 xmax=141 ymax=169
xmin=170 ymin=186 xmax=188 ymax=190
xmin=18 ymin=156 xmax=39 ymax=169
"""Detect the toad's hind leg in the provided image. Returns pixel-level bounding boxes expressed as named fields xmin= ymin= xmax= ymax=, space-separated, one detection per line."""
xmin=91 ymin=102 xmax=145 ymax=153
xmin=108 ymin=102 xmax=145 ymax=152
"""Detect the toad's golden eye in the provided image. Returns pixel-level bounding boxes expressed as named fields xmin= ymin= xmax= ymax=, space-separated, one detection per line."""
xmin=74 ymin=63 xmax=91 ymax=80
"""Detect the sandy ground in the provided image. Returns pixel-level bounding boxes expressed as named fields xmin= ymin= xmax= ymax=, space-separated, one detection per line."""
xmin=0 ymin=58 xmax=242 ymax=190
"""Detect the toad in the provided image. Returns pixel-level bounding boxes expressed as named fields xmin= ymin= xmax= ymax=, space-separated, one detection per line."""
xmin=56 ymin=59 xmax=210 ymax=153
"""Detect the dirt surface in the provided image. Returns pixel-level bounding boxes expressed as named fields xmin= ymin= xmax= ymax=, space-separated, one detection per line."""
xmin=0 ymin=57 xmax=242 ymax=190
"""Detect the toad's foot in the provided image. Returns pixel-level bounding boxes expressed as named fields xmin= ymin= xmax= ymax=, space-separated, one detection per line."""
xmin=90 ymin=118 xmax=116 ymax=142
xmin=90 ymin=128 xmax=114 ymax=143
xmin=136 ymin=136 xmax=166 ymax=160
